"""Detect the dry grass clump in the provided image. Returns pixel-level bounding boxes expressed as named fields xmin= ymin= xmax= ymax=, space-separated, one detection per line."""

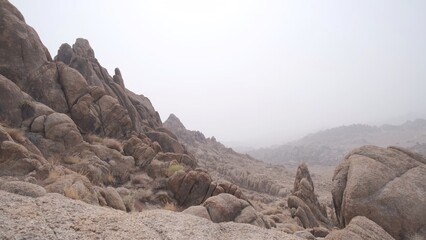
xmin=102 ymin=138 xmax=123 ymax=153
xmin=163 ymin=202 xmax=177 ymax=211
xmin=64 ymin=187 xmax=80 ymax=200
xmin=46 ymin=168 xmax=62 ymax=182
xmin=135 ymin=189 xmax=153 ymax=200
xmin=106 ymin=174 xmax=116 ymax=185
xmin=166 ymin=162 xmax=184 ymax=177
xmin=84 ymin=134 xmax=123 ymax=152
xmin=122 ymin=194 xmax=135 ymax=212
xmin=63 ymin=156 xmax=81 ymax=164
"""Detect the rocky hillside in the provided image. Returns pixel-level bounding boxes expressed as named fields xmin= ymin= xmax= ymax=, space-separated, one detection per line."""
xmin=0 ymin=0 xmax=256 ymax=221
xmin=163 ymin=114 xmax=294 ymax=199
xmin=1 ymin=1 xmax=425 ymax=239
xmin=248 ymin=120 xmax=426 ymax=165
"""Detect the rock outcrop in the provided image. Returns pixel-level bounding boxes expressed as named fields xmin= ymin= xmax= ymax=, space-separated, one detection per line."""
xmin=167 ymin=170 xmax=245 ymax=207
xmin=0 ymin=190 xmax=304 ymax=240
xmin=184 ymin=193 xmax=274 ymax=228
xmin=325 ymin=216 xmax=395 ymax=240
xmin=332 ymin=146 xmax=426 ymax=239
xmin=288 ymin=163 xmax=330 ymax=229
xmin=0 ymin=0 xmax=196 ymax=214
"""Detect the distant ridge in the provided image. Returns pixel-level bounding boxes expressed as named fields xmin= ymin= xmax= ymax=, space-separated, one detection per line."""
xmin=248 ymin=119 xmax=426 ymax=165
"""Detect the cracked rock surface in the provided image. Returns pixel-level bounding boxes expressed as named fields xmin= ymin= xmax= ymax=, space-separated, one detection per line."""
xmin=331 ymin=145 xmax=426 ymax=239
xmin=0 ymin=190 xmax=302 ymax=240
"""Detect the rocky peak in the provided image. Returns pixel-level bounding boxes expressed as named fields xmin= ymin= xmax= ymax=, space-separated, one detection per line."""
xmin=164 ymin=114 xmax=187 ymax=131
xmin=73 ymin=38 xmax=96 ymax=59
xmin=163 ymin=114 xmax=206 ymax=144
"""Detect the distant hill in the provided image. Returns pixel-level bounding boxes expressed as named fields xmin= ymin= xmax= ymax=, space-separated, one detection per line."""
xmin=247 ymin=119 xmax=426 ymax=165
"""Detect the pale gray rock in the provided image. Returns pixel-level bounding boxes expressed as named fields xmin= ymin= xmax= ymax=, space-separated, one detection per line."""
xmin=0 ymin=190 xmax=303 ymax=240
xmin=0 ymin=180 xmax=46 ymax=197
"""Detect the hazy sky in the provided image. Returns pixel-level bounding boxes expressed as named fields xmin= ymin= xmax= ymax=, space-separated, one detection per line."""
xmin=10 ymin=0 xmax=426 ymax=147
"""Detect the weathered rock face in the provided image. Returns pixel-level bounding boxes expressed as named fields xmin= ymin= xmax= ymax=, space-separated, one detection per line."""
xmin=332 ymin=146 xmax=426 ymax=239
xmin=0 ymin=0 xmax=51 ymax=88
xmin=0 ymin=2 xmax=268 ymax=227
xmin=325 ymin=216 xmax=395 ymax=240
xmin=288 ymin=163 xmax=330 ymax=229
xmin=184 ymin=193 xmax=274 ymax=228
xmin=0 ymin=190 xmax=302 ymax=240
xmin=168 ymin=170 xmax=245 ymax=207
xmin=55 ymin=38 xmax=162 ymax=132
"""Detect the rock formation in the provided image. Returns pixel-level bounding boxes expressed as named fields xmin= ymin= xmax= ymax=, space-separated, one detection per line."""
xmin=0 ymin=1 xmax=283 ymax=235
xmin=0 ymin=190 xmax=303 ymax=240
xmin=332 ymin=145 xmax=426 ymax=239
xmin=184 ymin=193 xmax=275 ymax=228
xmin=288 ymin=163 xmax=330 ymax=229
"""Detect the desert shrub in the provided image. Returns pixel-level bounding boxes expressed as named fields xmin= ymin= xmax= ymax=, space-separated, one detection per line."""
xmin=102 ymin=138 xmax=123 ymax=152
xmin=64 ymin=187 xmax=80 ymax=200
xmin=84 ymin=134 xmax=103 ymax=144
xmin=135 ymin=189 xmax=153 ymax=202
xmin=106 ymin=174 xmax=116 ymax=185
xmin=166 ymin=162 xmax=183 ymax=177
xmin=46 ymin=169 xmax=62 ymax=181
xmin=84 ymin=134 xmax=123 ymax=152
xmin=163 ymin=202 xmax=177 ymax=211
xmin=63 ymin=156 xmax=81 ymax=164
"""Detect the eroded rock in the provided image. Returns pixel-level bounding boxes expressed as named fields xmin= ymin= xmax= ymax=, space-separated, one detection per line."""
xmin=332 ymin=146 xmax=426 ymax=239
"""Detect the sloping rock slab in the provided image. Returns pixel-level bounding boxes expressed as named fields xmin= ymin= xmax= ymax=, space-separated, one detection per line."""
xmin=0 ymin=190 xmax=302 ymax=240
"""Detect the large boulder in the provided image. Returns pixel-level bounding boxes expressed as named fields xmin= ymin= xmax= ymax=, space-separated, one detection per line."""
xmin=325 ymin=216 xmax=395 ymax=240
xmin=332 ymin=146 xmax=426 ymax=239
xmin=44 ymin=173 xmax=98 ymax=205
xmin=184 ymin=193 xmax=273 ymax=228
xmin=167 ymin=170 xmax=246 ymax=208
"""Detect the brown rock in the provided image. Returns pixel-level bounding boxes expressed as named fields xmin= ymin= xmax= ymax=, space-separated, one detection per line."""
xmin=44 ymin=173 xmax=98 ymax=205
xmin=146 ymin=131 xmax=185 ymax=154
xmin=203 ymin=193 xmax=244 ymax=223
xmin=0 ymin=140 xmax=41 ymax=176
xmin=172 ymin=170 xmax=211 ymax=207
xmin=332 ymin=146 xmax=426 ymax=239
xmin=0 ymin=75 xmax=26 ymax=127
xmin=100 ymin=186 xmax=126 ymax=211
xmin=123 ymin=136 xmax=158 ymax=168
xmin=0 ymin=0 xmax=50 ymax=88
xmin=44 ymin=112 xmax=82 ymax=148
